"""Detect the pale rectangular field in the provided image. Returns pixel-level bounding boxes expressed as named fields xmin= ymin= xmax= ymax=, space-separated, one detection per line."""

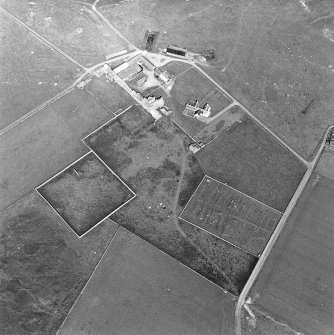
xmin=0 ymin=88 xmax=117 ymax=211
xmin=58 ymin=227 xmax=236 ymax=335
xmin=180 ymin=176 xmax=282 ymax=255
xmin=251 ymin=173 xmax=334 ymax=335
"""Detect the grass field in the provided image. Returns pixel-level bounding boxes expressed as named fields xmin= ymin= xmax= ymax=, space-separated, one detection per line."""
xmin=195 ymin=117 xmax=306 ymax=212
xmin=198 ymin=0 xmax=334 ymax=160
xmin=250 ymin=173 xmax=334 ymax=335
xmin=316 ymin=150 xmax=334 ymax=181
xmin=84 ymin=108 xmax=257 ymax=295
xmin=1 ymin=0 xmax=130 ymax=67
xmin=38 ymin=152 xmax=134 ymax=236
xmin=0 ymin=12 xmax=80 ymax=130
xmin=243 ymin=307 xmax=299 ymax=335
xmin=99 ymin=0 xmax=237 ymax=56
xmin=0 ymin=191 xmax=119 ymax=335
xmin=195 ymin=105 xmax=246 ymax=144
xmin=58 ymin=227 xmax=236 ymax=335
xmin=0 ymin=88 xmax=117 ymax=212
xmin=180 ymin=176 xmax=282 ymax=256
xmin=159 ymin=61 xmax=192 ymax=77
xmin=84 ymin=76 xmax=136 ymax=114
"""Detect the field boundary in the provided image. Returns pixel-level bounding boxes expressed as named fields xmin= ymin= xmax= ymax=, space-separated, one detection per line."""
xmin=81 ymin=104 xmax=134 ymax=143
xmin=35 ymin=151 xmax=92 ymax=189
xmin=56 ymin=223 xmax=121 ymax=335
xmin=206 ymin=176 xmax=283 ymax=214
xmin=179 ymin=217 xmax=258 ymax=257
xmin=170 ymin=118 xmax=199 ymax=144
xmin=179 ymin=175 xmax=282 ymax=217
xmin=35 ymin=151 xmax=136 ymax=239
xmin=56 ymin=224 xmax=236 ymax=334
xmin=197 ymin=113 xmax=248 ymax=151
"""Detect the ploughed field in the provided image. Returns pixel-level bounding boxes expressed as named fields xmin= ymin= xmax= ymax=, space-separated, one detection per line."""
xmin=180 ymin=176 xmax=282 ymax=256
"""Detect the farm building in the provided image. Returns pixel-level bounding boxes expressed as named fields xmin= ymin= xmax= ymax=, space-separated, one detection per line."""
xmin=183 ymin=100 xmax=211 ymax=118
xmin=166 ymin=45 xmax=187 ymax=58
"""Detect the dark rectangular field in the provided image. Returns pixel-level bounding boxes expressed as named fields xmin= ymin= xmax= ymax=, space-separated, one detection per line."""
xmin=38 ymin=152 xmax=134 ymax=236
xmin=84 ymin=107 xmax=257 ymax=295
xmin=195 ymin=117 xmax=306 ymax=212
xmin=251 ymin=173 xmax=334 ymax=335
xmin=180 ymin=176 xmax=282 ymax=256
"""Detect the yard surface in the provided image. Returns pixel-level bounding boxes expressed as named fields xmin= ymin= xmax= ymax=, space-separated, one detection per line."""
xmin=180 ymin=176 xmax=281 ymax=256
xmin=38 ymin=152 xmax=134 ymax=236
xmin=0 ymin=191 xmax=119 ymax=335
xmin=84 ymin=108 xmax=257 ymax=295
xmin=195 ymin=117 xmax=306 ymax=212
xmin=0 ymin=12 xmax=80 ymax=130
xmin=1 ymin=0 xmax=130 ymax=67
xmin=250 ymin=173 xmax=334 ymax=335
xmin=0 ymin=88 xmax=118 ymax=211
xmin=58 ymin=227 xmax=236 ymax=335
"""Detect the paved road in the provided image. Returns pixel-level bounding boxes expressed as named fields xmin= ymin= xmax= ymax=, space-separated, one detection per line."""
xmin=0 ymin=6 xmax=87 ymax=71
xmin=234 ymin=125 xmax=333 ymax=335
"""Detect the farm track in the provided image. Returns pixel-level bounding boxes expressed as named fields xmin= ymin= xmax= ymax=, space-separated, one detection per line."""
xmin=0 ymin=6 xmax=87 ymax=71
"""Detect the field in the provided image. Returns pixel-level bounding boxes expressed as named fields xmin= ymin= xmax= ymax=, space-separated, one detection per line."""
xmin=0 ymin=12 xmax=80 ymax=130
xmin=195 ymin=105 xmax=246 ymax=144
xmin=84 ymin=107 xmax=257 ymax=295
xmin=0 ymin=88 xmax=119 ymax=211
xmin=159 ymin=61 xmax=192 ymax=77
xmin=195 ymin=117 xmax=306 ymax=212
xmin=58 ymin=227 xmax=236 ymax=335
xmin=0 ymin=191 xmax=119 ymax=335
xmin=99 ymin=0 xmax=234 ymax=56
xmin=180 ymin=176 xmax=282 ymax=256
xmin=1 ymin=0 xmax=130 ymax=67
xmin=250 ymin=173 xmax=334 ymax=335
xmin=243 ymin=307 xmax=299 ymax=335
xmin=38 ymin=152 xmax=134 ymax=236
xmin=101 ymin=0 xmax=334 ymax=160
xmin=84 ymin=76 xmax=136 ymax=114
xmin=316 ymin=150 xmax=334 ymax=180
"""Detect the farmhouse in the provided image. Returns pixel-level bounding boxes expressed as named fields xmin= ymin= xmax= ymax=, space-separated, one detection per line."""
xmin=183 ymin=100 xmax=211 ymax=119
